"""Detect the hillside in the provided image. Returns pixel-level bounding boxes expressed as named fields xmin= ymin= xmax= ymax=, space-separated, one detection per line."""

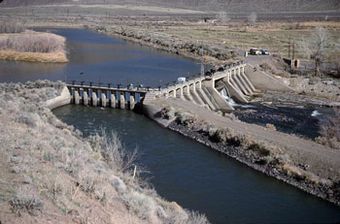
xmin=1 ymin=0 xmax=339 ymax=12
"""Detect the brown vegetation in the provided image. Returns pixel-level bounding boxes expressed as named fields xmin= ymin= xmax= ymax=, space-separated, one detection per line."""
xmin=316 ymin=108 xmax=340 ymax=150
xmin=0 ymin=29 xmax=68 ymax=63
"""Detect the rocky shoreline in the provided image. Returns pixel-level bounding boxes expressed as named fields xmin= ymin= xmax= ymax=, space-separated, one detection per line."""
xmin=166 ymin=120 xmax=340 ymax=207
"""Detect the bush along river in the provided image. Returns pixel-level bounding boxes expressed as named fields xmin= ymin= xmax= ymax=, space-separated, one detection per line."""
xmin=0 ymin=28 xmax=339 ymax=223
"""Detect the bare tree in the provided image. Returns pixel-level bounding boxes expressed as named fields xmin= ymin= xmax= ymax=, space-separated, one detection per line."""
xmin=301 ymin=27 xmax=330 ymax=76
xmin=217 ymin=11 xmax=230 ymax=23
xmin=247 ymin=12 xmax=257 ymax=25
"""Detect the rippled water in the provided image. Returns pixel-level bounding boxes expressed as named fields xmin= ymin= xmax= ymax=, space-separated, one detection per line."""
xmin=234 ymin=103 xmax=335 ymax=139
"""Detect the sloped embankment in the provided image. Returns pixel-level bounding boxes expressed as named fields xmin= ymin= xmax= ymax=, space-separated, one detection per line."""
xmin=0 ymin=81 xmax=208 ymax=224
xmin=146 ymin=97 xmax=340 ymax=207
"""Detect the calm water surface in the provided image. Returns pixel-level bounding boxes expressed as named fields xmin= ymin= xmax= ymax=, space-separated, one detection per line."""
xmin=54 ymin=105 xmax=340 ymax=224
xmin=0 ymin=28 xmax=201 ymax=87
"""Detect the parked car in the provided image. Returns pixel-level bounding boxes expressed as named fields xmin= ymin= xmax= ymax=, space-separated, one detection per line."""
xmin=249 ymin=48 xmax=261 ymax=55
xmin=260 ymin=49 xmax=270 ymax=55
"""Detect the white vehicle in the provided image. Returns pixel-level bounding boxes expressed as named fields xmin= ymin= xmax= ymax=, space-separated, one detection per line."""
xmin=260 ymin=49 xmax=270 ymax=55
xmin=177 ymin=77 xmax=186 ymax=84
xmin=249 ymin=48 xmax=261 ymax=55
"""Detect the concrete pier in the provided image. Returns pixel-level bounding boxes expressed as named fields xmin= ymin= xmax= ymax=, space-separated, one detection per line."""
xmin=92 ymin=92 xmax=98 ymax=107
xmin=119 ymin=94 xmax=125 ymax=109
xmin=68 ymin=83 xmax=147 ymax=111
xmin=110 ymin=93 xmax=116 ymax=108
xmin=83 ymin=91 xmax=89 ymax=106
xmin=101 ymin=93 xmax=107 ymax=107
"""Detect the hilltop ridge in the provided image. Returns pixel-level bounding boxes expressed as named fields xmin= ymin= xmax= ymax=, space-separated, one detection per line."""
xmin=1 ymin=0 xmax=339 ymax=12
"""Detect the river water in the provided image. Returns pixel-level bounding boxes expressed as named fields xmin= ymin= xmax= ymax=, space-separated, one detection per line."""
xmin=0 ymin=28 xmax=201 ymax=87
xmin=1 ymin=28 xmax=340 ymax=223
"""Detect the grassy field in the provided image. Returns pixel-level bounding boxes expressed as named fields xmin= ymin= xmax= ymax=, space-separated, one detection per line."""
xmin=133 ymin=21 xmax=340 ymax=60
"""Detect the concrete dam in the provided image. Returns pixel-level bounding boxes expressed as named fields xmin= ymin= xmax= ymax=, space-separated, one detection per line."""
xmin=66 ymin=61 xmax=291 ymax=112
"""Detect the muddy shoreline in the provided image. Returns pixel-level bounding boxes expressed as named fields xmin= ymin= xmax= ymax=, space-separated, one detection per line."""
xmin=165 ymin=121 xmax=340 ymax=207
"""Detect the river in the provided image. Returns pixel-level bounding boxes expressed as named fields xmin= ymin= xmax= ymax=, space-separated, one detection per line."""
xmin=1 ymin=28 xmax=340 ymax=223
xmin=0 ymin=28 xmax=201 ymax=87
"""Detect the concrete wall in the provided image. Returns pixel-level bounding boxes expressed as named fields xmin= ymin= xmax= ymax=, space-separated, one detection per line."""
xmin=244 ymin=65 xmax=293 ymax=92
xmin=45 ymin=86 xmax=71 ymax=110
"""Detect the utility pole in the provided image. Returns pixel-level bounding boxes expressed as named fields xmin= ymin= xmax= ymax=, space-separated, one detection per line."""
xmin=200 ymin=45 xmax=205 ymax=77
xmin=288 ymin=37 xmax=291 ymax=59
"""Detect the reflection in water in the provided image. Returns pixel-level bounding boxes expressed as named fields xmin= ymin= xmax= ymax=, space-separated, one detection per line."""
xmin=0 ymin=28 xmax=201 ymax=87
xmin=0 ymin=60 xmax=66 ymax=82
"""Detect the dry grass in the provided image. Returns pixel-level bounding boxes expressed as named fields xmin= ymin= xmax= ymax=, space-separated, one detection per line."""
xmin=0 ymin=50 xmax=68 ymax=63
xmin=0 ymin=31 xmax=68 ymax=63
xmin=159 ymin=21 xmax=340 ymax=60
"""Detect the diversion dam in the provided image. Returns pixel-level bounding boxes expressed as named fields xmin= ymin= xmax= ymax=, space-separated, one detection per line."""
xmin=1 ymin=28 xmax=340 ymax=223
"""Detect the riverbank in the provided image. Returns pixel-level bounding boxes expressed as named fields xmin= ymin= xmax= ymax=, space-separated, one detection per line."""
xmin=0 ymin=31 xmax=68 ymax=63
xmin=143 ymin=98 xmax=340 ymax=206
xmin=0 ymin=81 xmax=208 ymax=224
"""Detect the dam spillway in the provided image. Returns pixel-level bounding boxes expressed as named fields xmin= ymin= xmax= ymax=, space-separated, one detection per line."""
xmin=67 ymin=62 xmax=261 ymax=113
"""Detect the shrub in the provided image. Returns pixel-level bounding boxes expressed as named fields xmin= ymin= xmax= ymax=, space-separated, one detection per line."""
xmin=208 ymin=128 xmax=243 ymax=146
xmin=175 ymin=111 xmax=197 ymax=127
xmin=187 ymin=211 xmax=210 ymax=224
xmin=16 ymin=112 xmax=42 ymax=128
xmin=0 ymin=32 xmax=65 ymax=53
xmin=9 ymin=192 xmax=43 ymax=216
xmin=318 ymin=108 xmax=340 ymax=149
xmin=89 ymin=129 xmax=138 ymax=174
xmin=247 ymin=142 xmax=271 ymax=157
xmin=160 ymin=106 xmax=176 ymax=120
